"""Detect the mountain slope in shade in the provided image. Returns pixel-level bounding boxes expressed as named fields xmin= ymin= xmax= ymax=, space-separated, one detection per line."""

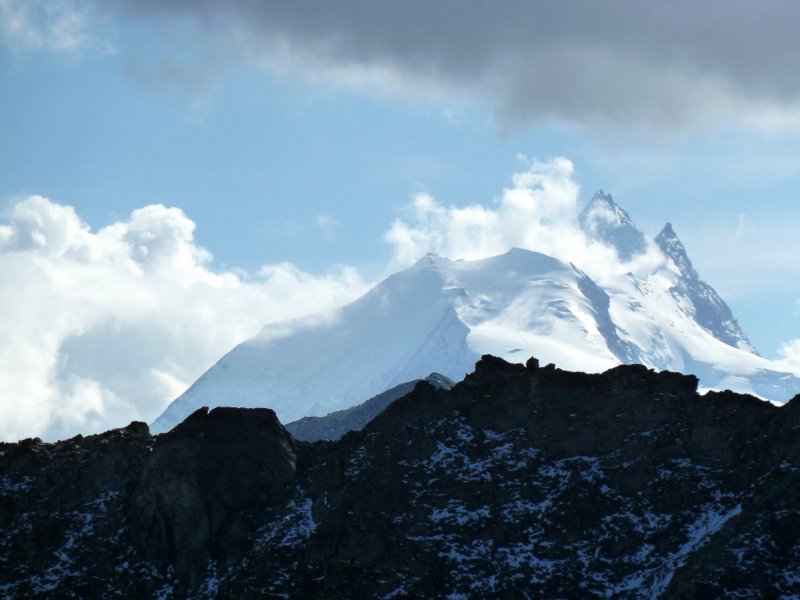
xmin=152 ymin=194 xmax=799 ymax=433
xmin=285 ymin=373 xmax=454 ymax=442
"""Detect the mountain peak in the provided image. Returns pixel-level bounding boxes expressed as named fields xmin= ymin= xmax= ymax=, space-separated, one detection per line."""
xmin=419 ymin=251 xmax=441 ymax=262
xmin=579 ymin=190 xmax=647 ymax=261
xmin=590 ymin=189 xmax=614 ymax=205
xmin=412 ymin=252 xmax=448 ymax=269
xmin=659 ymin=221 xmax=677 ymax=238
xmin=153 ymin=235 xmax=777 ymax=434
xmin=655 ymin=222 xmax=697 ymax=280
xmin=655 ymin=222 xmax=757 ymax=355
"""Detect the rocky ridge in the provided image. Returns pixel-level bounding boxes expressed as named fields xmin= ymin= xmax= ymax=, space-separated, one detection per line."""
xmin=3 ymin=356 xmax=800 ymax=598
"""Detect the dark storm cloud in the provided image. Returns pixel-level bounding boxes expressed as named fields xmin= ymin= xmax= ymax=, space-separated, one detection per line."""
xmin=117 ymin=0 xmax=800 ymax=131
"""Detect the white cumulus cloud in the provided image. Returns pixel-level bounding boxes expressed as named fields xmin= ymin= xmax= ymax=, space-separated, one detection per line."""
xmin=385 ymin=156 xmax=665 ymax=283
xmin=775 ymin=339 xmax=800 ymax=378
xmin=0 ymin=196 xmax=367 ymax=441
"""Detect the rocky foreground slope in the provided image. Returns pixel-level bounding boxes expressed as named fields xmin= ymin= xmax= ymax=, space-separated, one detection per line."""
xmin=3 ymin=356 xmax=800 ymax=598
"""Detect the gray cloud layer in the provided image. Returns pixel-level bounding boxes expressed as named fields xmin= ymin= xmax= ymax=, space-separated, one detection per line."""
xmin=113 ymin=0 xmax=800 ymax=132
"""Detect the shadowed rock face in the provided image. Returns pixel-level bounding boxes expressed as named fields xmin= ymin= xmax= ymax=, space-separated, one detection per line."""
xmin=3 ymin=356 xmax=800 ymax=598
xmin=128 ymin=407 xmax=298 ymax=590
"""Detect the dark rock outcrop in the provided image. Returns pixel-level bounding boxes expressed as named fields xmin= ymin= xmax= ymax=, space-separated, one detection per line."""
xmin=128 ymin=407 xmax=297 ymax=591
xmin=3 ymin=356 xmax=800 ymax=598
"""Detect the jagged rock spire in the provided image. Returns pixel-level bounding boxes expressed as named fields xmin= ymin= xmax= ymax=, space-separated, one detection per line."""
xmin=656 ymin=222 xmax=699 ymax=280
xmin=655 ymin=222 xmax=757 ymax=354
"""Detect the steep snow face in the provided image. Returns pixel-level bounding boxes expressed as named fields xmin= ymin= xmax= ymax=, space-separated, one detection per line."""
xmin=604 ymin=271 xmax=794 ymax=400
xmin=578 ymin=192 xmax=756 ymax=356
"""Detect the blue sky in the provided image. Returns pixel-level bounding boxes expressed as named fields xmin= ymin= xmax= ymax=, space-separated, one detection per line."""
xmin=2 ymin=0 xmax=800 ymax=439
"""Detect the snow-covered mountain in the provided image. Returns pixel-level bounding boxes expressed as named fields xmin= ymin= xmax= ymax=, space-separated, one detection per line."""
xmin=654 ymin=222 xmax=756 ymax=353
xmin=152 ymin=195 xmax=800 ymax=433
xmin=579 ymin=190 xmax=648 ymax=260
xmin=579 ymin=191 xmax=756 ymax=354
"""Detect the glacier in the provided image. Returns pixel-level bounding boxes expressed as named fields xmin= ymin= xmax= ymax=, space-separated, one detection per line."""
xmin=152 ymin=194 xmax=800 ymax=433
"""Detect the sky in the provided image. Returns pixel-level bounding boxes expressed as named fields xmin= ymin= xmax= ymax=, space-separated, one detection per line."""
xmin=2 ymin=0 xmax=800 ymax=441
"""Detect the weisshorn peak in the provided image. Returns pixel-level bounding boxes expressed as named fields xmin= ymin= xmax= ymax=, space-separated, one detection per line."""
xmin=654 ymin=222 xmax=756 ymax=354
xmin=152 ymin=193 xmax=798 ymax=433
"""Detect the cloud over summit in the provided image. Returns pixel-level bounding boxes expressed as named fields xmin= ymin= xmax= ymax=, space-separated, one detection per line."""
xmin=385 ymin=156 xmax=665 ymax=284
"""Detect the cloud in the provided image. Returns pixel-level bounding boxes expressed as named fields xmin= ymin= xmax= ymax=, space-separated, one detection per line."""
xmin=0 ymin=159 xmax=659 ymax=443
xmin=385 ymin=156 xmax=665 ymax=283
xmin=0 ymin=196 xmax=368 ymax=442
xmin=775 ymin=339 xmax=800 ymax=377
xmin=0 ymin=0 xmax=112 ymax=55
xmin=108 ymin=0 xmax=800 ymax=133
